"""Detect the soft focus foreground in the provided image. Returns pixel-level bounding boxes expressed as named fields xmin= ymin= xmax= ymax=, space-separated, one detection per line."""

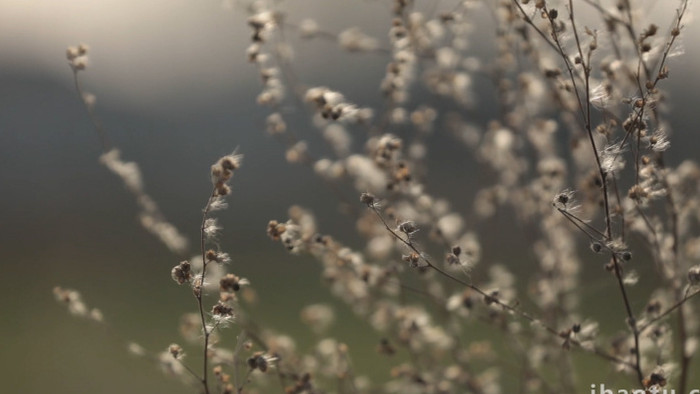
xmin=4 ymin=0 xmax=700 ymax=393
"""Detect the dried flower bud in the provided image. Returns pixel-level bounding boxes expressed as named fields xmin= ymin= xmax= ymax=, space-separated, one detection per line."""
xmin=646 ymin=300 xmax=662 ymax=315
xmin=402 ymin=252 xmax=420 ymax=267
xmin=643 ymin=370 xmax=667 ymax=388
xmin=445 ymin=253 xmax=460 ymax=265
xmin=206 ymin=249 xmax=218 ymax=262
xmin=171 ymin=261 xmax=192 ymax=285
xmin=267 ymin=220 xmax=286 ymax=240
xmin=553 ymin=190 xmax=576 ymax=210
xmin=688 ymin=265 xmax=700 ymax=286
xmin=645 ymin=24 xmax=658 ymax=37
xmin=360 ymin=192 xmax=376 ymax=206
xmin=484 ymin=290 xmax=499 ymax=305
xmin=212 ymin=301 xmax=235 ymax=318
xmin=247 ymin=352 xmax=277 ymax=372
xmin=398 ymin=221 xmax=418 ymax=235
xmin=169 ymin=344 xmax=184 ymax=359
xmin=66 ymin=46 xmax=79 ymax=60
xmin=628 ymin=185 xmax=648 ymax=201
xmin=220 ymin=273 xmax=249 ymax=292
xmin=211 ymin=153 xmax=243 ymax=189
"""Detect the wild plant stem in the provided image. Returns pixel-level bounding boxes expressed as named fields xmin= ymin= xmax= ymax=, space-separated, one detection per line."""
xmin=71 ymin=68 xmax=110 ymax=153
xmin=639 ymin=289 xmax=700 ymax=333
xmin=511 ymin=0 xmax=644 ymax=381
xmin=196 ymin=187 xmax=218 ymax=394
xmin=368 ymin=203 xmax=634 ymax=369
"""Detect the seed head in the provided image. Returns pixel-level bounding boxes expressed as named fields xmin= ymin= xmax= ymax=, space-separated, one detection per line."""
xmin=247 ymin=352 xmax=277 ymax=372
xmin=360 ymin=192 xmax=376 ymax=207
xmin=398 ymin=221 xmax=418 ymax=235
xmin=220 ymin=273 xmax=249 ymax=292
xmin=212 ymin=301 xmax=235 ymax=319
xmin=168 ymin=344 xmax=184 ymax=359
xmin=445 ymin=253 xmax=460 ymax=265
xmin=171 ymin=261 xmax=192 ymax=285
xmin=402 ymin=252 xmax=420 ymax=267
xmin=267 ymin=220 xmax=286 ymax=240
xmin=688 ymin=265 xmax=700 ymax=286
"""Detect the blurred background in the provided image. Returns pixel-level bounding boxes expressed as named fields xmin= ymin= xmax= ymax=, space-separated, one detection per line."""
xmin=1 ymin=0 xmax=699 ymax=393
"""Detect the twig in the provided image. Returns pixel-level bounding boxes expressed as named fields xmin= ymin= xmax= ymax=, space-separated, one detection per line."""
xmin=638 ymin=289 xmax=700 ymax=333
xmin=70 ymin=68 xmax=111 ymax=153
xmin=194 ymin=187 xmax=219 ymax=394
xmin=367 ymin=201 xmax=633 ymax=369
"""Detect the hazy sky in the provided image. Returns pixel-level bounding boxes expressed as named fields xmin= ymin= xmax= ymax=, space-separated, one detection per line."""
xmin=0 ymin=0 xmax=392 ymax=111
xmin=3 ymin=0 xmax=697 ymax=112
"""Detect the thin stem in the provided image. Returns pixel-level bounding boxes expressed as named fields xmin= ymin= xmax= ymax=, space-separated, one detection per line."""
xmin=371 ymin=203 xmax=550 ymax=326
xmin=509 ymin=1 xmax=559 ymax=53
xmin=610 ymin=253 xmax=643 ymax=383
xmin=367 ymin=202 xmax=633 ymax=368
xmin=71 ymin=68 xmax=111 ymax=153
xmin=516 ymin=0 xmax=644 ymax=382
xmin=677 ymin=301 xmax=690 ymax=394
xmin=638 ymin=289 xmax=700 ymax=332
xmin=558 ymin=208 xmax=608 ymax=241
xmin=232 ymin=331 xmax=247 ymax=393
xmin=195 ymin=187 xmax=218 ymax=394
xmin=176 ymin=358 xmax=205 ymax=383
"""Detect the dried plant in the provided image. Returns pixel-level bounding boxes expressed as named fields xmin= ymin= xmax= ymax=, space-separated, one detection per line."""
xmin=57 ymin=1 xmax=700 ymax=393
